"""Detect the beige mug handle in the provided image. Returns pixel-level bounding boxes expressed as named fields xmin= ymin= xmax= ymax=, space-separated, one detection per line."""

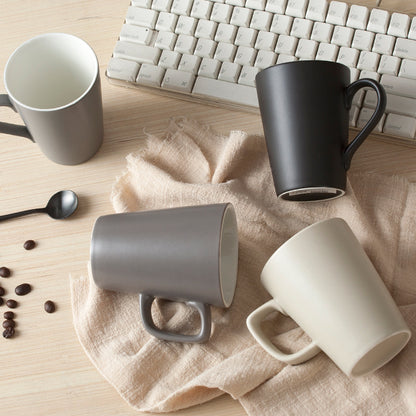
xmin=246 ymin=299 xmax=321 ymax=364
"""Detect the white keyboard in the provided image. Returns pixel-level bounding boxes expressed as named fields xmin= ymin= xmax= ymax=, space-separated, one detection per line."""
xmin=107 ymin=0 xmax=416 ymax=144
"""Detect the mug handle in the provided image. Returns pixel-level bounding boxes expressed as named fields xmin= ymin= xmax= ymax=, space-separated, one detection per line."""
xmin=139 ymin=293 xmax=212 ymax=343
xmin=246 ymin=299 xmax=321 ymax=364
xmin=0 ymin=94 xmax=33 ymax=141
xmin=343 ymin=79 xmax=386 ymax=170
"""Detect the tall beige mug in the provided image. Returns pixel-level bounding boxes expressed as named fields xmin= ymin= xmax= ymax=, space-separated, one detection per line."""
xmin=247 ymin=218 xmax=411 ymax=377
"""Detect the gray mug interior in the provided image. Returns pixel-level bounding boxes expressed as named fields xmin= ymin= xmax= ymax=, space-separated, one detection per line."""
xmin=5 ymin=33 xmax=97 ymax=110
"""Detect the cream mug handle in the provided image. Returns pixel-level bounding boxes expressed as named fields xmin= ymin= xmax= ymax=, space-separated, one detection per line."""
xmin=246 ymin=299 xmax=321 ymax=364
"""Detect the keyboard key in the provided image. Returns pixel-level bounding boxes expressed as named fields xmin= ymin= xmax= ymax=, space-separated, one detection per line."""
xmin=326 ymin=1 xmax=348 ymax=26
xmin=171 ymin=0 xmax=193 ymax=15
xmin=372 ymin=33 xmax=395 ymax=55
xmin=409 ymin=17 xmax=416 ymax=40
xmin=107 ymin=57 xmax=140 ymax=82
xmin=383 ymin=113 xmax=416 ymax=138
xmin=399 ymin=59 xmax=416 ymax=80
xmin=194 ymin=38 xmax=217 ymax=58
xmin=331 ymin=25 xmax=354 ymax=47
xmin=311 ymin=21 xmax=333 ymax=43
xmin=295 ymin=39 xmax=318 ymax=59
xmin=126 ymin=6 xmax=159 ymax=29
xmin=151 ymin=0 xmax=173 ymax=12
xmin=190 ymin=0 xmax=212 ymax=19
xmin=211 ymin=3 xmax=233 ymax=23
xmin=245 ymin=0 xmax=266 ymax=10
xmin=359 ymin=70 xmax=379 ymax=82
xmin=238 ymin=65 xmax=260 ymax=86
xmin=254 ymin=49 xmax=277 ymax=68
xmin=250 ymin=10 xmax=273 ymax=31
xmin=276 ymin=53 xmax=297 ymax=63
xmin=380 ymin=74 xmax=416 ymax=99
xmin=285 ymin=0 xmax=308 ymax=18
xmin=174 ymin=34 xmax=197 ymax=54
xmin=235 ymin=27 xmax=258 ymax=47
xmin=155 ymin=31 xmax=177 ymax=50
xmin=351 ymin=30 xmax=374 ymax=51
xmin=290 ymin=18 xmax=313 ymax=38
xmin=316 ymin=42 xmax=338 ymax=61
xmin=156 ymin=12 xmax=178 ymax=32
xmin=136 ymin=63 xmax=165 ymax=86
xmin=158 ymin=50 xmax=181 ymax=68
xmin=265 ymin=0 xmax=287 ymax=14
xmin=367 ymin=8 xmax=389 ymax=34
xmin=387 ymin=12 xmax=410 ymax=38
xmin=230 ymin=7 xmax=253 ymax=27
xmin=337 ymin=47 xmax=359 ymax=67
xmin=234 ymin=46 xmax=257 ymax=65
xmin=357 ymin=51 xmax=380 ymax=71
xmin=120 ymin=24 xmax=154 ymax=45
xmin=162 ymin=68 xmax=196 ymax=92
xmin=175 ymin=15 xmax=197 ymax=35
xmin=270 ymin=14 xmax=293 ymax=35
xmin=393 ymin=38 xmax=416 ymax=60
xmin=214 ymin=42 xmax=237 ymax=61
xmin=114 ymin=41 xmax=161 ymax=65
xmin=215 ymin=23 xmax=238 ymax=43
xmin=305 ymin=0 xmax=328 ymax=22
xmin=275 ymin=34 xmax=298 ymax=54
xmin=195 ymin=19 xmax=217 ymax=39
xmin=178 ymin=54 xmax=201 ymax=74
xmin=378 ymin=56 xmax=400 ymax=76
xmin=198 ymin=57 xmax=221 ymax=78
xmin=346 ymin=5 xmax=369 ymax=30
xmin=218 ymin=62 xmax=241 ymax=82
xmin=255 ymin=31 xmax=277 ymax=50
xmin=193 ymin=76 xmax=259 ymax=107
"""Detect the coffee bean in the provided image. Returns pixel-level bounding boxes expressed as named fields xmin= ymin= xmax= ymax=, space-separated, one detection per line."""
xmin=2 ymin=320 xmax=15 ymax=329
xmin=0 ymin=287 xmax=5 ymax=296
xmin=2 ymin=327 xmax=14 ymax=339
xmin=15 ymin=283 xmax=31 ymax=296
xmin=4 ymin=311 xmax=14 ymax=320
xmin=23 ymin=240 xmax=36 ymax=250
xmin=6 ymin=300 xmax=17 ymax=309
xmin=0 ymin=267 xmax=11 ymax=278
xmin=44 ymin=300 xmax=56 ymax=313
xmin=0 ymin=298 xmax=3 ymax=307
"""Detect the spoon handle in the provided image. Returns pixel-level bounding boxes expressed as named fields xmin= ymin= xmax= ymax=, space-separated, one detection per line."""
xmin=0 ymin=207 xmax=46 ymax=222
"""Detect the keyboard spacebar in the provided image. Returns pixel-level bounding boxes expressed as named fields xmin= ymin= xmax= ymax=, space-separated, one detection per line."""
xmin=192 ymin=77 xmax=259 ymax=108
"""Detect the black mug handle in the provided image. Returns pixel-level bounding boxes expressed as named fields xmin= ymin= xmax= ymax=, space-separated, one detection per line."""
xmin=139 ymin=293 xmax=212 ymax=343
xmin=0 ymin=94 xmax=33 ymax=141
xmin=343 ymin=79 xmax=386 ymax=170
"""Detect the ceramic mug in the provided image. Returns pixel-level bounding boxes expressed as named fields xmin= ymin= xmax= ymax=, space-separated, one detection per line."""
xmin=91 ymin=203 xmax=239 ymax=343
xmin=247 ymin=218 xmax=411 ymax=377
xmin=0 ymin=33 xmax=103 ymax=165
xmin=255 ymin=61 xmax=386 ymax=201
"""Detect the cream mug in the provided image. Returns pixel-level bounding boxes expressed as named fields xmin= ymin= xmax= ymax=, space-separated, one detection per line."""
xmin=247 ymin=218 xmax=411 ymax=377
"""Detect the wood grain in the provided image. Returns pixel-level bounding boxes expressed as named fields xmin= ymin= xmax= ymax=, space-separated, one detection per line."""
xmin=0 ymin=1 xmax=415 ymax=415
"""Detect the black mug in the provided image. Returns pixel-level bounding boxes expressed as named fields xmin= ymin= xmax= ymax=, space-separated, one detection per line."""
xmin=256 ymin=61 xmax=386 ymax=202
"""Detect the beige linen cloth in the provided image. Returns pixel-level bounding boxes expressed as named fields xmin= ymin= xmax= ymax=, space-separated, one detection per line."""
xmin=70 ymin=118 xmax=416 ymax=415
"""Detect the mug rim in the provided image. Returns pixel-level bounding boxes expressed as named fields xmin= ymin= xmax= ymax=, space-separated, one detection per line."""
xmin=261 ymin=217 xmax=346 ymax=279
xmin=4 ymin=32 xmax=99 ymax=112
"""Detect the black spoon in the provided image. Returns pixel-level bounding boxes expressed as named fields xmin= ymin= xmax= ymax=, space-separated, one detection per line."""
xmin=0 ymin=190 xmax=79 ymax=222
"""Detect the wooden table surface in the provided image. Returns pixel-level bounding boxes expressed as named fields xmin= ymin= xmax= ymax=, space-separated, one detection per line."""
xmin=0 ymin=1 xmax=415 ymax=415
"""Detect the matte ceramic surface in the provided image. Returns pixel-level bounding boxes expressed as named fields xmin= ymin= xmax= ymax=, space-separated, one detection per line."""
xmin=1 ymin=33 xmax=103 ymax=165
xmin=247 ymin=218 xmax=411 ymax=376
xmin=91 ymin=203 xmax=239 ymax=343
xmin=256 ymin=61 xmax=386 ymax=201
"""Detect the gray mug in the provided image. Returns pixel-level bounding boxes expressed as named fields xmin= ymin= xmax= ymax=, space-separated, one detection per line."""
xmin=0 ymin=33 xmax=103 ymax=165
xmin=90 ymin=203 xmax=239 ymax=343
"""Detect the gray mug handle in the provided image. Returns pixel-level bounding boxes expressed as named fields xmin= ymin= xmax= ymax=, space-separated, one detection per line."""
xmin=139 ymin=293 xmax=211 ymax=343
xmin=0 ymin=94 xmax=33 ymax=141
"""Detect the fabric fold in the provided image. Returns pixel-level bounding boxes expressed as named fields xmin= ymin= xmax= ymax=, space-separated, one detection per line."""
xmin=71 ymin=118 xmax=416 ymax=414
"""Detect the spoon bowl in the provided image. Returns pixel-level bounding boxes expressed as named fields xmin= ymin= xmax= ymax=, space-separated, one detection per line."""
xmin=0 ymin=190 xmax=79 ymax=222
xmin=45 ymin=190 xmax=79 ymax=219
